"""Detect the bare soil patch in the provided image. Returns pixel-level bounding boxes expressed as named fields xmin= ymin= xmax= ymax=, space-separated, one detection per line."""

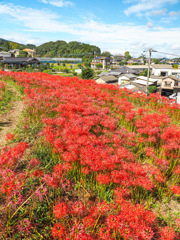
xmin=0 ymin=85 xmax=24 ymax=149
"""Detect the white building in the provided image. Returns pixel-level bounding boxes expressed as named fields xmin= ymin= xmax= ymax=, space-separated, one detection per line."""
xmin=151 ymin=64 xmax=180 ymax=77
xmin=0 ymin=51 xmax=11 ymax=57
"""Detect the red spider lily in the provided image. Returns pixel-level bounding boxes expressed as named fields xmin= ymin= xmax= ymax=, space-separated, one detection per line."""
xmin=1 ymin=181 xmax=14 ymax=195
xmin=72 ymin=201 xmax=85 ymax=216
xmin=170 ymin=185 xmax=180 ymax=195
xmin=54 ymin=202 xmax=68 ymax=219
xmin=6 ymin=133 xmax=14 ymax=141
xmin=160 ymin=226 xmax=176 ymax=240
xmin=52 ymin=223 xmax=66 ymax=239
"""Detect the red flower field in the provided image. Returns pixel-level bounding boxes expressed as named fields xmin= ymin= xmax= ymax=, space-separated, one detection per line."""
xmin=0 ymin=70 xmax=179 ymax=239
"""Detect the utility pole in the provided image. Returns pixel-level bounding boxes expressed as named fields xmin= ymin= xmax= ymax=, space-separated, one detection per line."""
xmin=146 ymin=48 xmax=152 ymax=95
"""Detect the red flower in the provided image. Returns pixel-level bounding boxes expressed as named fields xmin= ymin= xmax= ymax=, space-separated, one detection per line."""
xmin=52 ymin=223 xmax=65 ymax=239
xmin=54 ymin=202 xmax=68 ymax=219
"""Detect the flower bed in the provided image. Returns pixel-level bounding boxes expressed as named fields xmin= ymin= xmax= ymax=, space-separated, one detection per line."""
xmin=0 ymin=70 xmax=179 ymax=239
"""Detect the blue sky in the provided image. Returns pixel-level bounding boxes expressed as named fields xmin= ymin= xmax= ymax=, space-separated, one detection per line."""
xmin=0 ymin=0 xmax=180 ymax=57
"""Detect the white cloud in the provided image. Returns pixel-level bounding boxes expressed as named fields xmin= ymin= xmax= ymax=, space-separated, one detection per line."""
xmin=147 ymin=21 xmax=153 ymax=28
xmin=1 ymin=3 xmax=180 ymax=56
xmin=169 ymin=11 xmax=180 ymax=17
xmin=146 ymin=9 xmax=167 ymax=16
xmin=41 ymin=0 xmax=74 ymax=7
xmin=124 ymin=0 xmax=178 ymax=16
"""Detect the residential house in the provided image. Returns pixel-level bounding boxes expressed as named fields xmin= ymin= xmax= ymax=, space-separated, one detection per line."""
xmin=98 ymin=71 xmax=110 ymax=77
xmin=158 ymin=75 xmax=180 ymax=97
xmin=91 ymin=57 xmax=110 ymax=70
xmin=136 ymin=76 xmax=159 ymax=85
xmin=9 ymin=49 xmax=20 ymax=57
xmin=125 ymin=65 xmax=149 ymax=74
xmin=110 ymin=54 xmax=124 ymax=67
xmin=132 ymin=79 xmax=154 ymax=87
xmin=23 ymin=48 xmax=36 ymax=57
xmin=0 ymin=51 xmax=11 ymax=57
xmin=109 ymin=66 xmax=138 ymax=76
xmin=120 ymin=83 xmax=146 ymax=94
xmin=2 ymin=57 xmax=40 ymax=68
xmin=151 ymin=64 xmax=180 ymax=77
xmin=95 ymin=75 xmax=118 ymax=84
xmin=118 ymin=73 xmax=136 ymax=85
xmin=127 ymin=58 xmax=143 ymax=65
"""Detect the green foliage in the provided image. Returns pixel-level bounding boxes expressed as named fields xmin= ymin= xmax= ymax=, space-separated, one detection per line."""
xmin=84 ymin=58 xmax=91 ymax=68
xmin=124 ymin=51 xmax=131 ymax=60
xmin=173 ymin=64 xmax=178 ymax=69
xmin=77 ymin=63 xmax=82 ymax=69
xmin=154 ymin=59 xmax=161 ymax=64
xmin=96 ymin=63 xmax=103 ymax=69
xmin=73 ymin=70 xmax=77 ymax=76
xmin=101 ymin=51 xmax=111 ymax=57
xmin=17 ymin=50 xmax=28 ymax=57
xmin=0 ymin=38 xmax=35 ymax=51
xmin=139 ymin=69 xmax=148 ymax=76
xmin=0 ymin=89 xmax=13 ymax=114
xmin=0 ymin=62 xmax=4 ymax=70
xmin=38 ymin=63 xmax=50 ymax=72
xmin=36 ymin=40 xmax=101 ymax=57
xmin=81 ymin=67 xmax=94 ymax=79
xmin=42 ymin=69 xmax=53 ymax=74
xmin=148 ymin=85 xmax=157 ymax=93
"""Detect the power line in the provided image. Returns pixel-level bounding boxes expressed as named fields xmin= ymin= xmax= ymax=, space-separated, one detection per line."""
xmin=154 ymin=51 xmax=180 ymax=58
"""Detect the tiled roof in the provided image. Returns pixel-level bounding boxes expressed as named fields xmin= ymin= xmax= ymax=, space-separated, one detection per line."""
xmin=2 ymin=57 xmax=40 ymax=63
xmin=151 ymin=64 xmax=173 ymax=69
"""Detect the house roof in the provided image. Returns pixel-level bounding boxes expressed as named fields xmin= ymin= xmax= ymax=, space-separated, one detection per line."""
xmin=137 ymin=76 xmax=158 ymax=82
xmin=132 ymin=79 xmax=154 ymax=86
xmin=125 ymin=65 xmax=148 ymax=69
xmin=151 ymin=64 xmax=173 ymax=69
xmin=99 ymin=75 xmax=118 ymax=82
xmin=123 ymin=73 xmax=136 ymax=78
xmin=23 ymin=48 xmax=36 ymax=52
xmin=2 ymin=57 xmax=40 ymax=64
xmin=0 ymin=51 xmax=10 ymax=54
xmin=120 ymin=83 xmax=146 ymax=93
xmin=109 ymin=66 xmax=137 ymax=74
xmin=162 ymin=75 xmax=180 ymax=81
xmin=98 ymin=72 xmax=110 ymax=77
xmin=9 ymin=49 xmax=20 ymax=53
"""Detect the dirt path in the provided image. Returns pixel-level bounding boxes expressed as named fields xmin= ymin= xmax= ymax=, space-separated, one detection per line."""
xmin=0 ymin=84 xmax=24 ymax=150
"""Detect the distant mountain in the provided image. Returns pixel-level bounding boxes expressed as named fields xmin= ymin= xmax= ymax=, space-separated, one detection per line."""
xmin=0 ymin=38 xmax=101 ymax=58
xmin=0 ymin=38 xmax=36 ymax=52
xmin=36 ymin=40 xmax=101 ymax=58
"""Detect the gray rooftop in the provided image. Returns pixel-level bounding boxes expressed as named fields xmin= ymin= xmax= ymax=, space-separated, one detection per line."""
xmin=109 ymin=66 xmax=137 ymax=74
xmin=151 ymin=64 xmax=173 ymax=69
xmin=99 ymin=75 xmax=118 ymax=83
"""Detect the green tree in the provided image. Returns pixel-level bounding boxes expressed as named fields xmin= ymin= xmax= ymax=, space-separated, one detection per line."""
xmin=172 ymin=64 xmax=178 ymax=69
xmin=18 ymin=50 xmax=28 ymax=57
xmin=124 ymin=51 xmax=131 ymax=60
xmin=139 ymin=54 xmax=146 ymax=64
xmin=77 ymin=63 xmax=82 ymax=69
xmin=139 ymin=69 xmax=148 ymax=76
xmin=148 ymin=85 xmax=157 ymax=93
xmin=84 ymin=58 xmax=91 ymax=68
xmin=81 ymin=67 xmax=94 ymax=79
xmin=154 ymin=59 xmax=161 ymax=64
xmin=101 ymin=51 xmax=111 ymax=57
xmin=96 ymin=63 xmax=103 ymax=69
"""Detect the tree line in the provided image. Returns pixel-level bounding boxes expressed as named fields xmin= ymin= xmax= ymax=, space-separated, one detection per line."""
xmin=0 ymin=39 xmax=101 ymax=59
